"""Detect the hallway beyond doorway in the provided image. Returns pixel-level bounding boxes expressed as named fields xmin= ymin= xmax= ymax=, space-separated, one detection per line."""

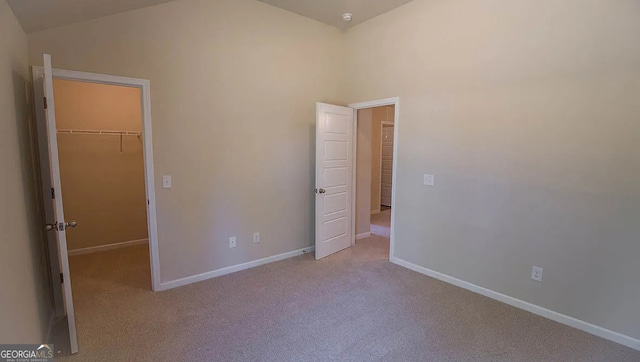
xmin=371 ymin=208 xmax=390 ymax=238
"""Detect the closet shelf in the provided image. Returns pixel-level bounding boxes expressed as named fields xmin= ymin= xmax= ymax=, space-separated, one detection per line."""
xmin=57 ymin=129 xmax=142 ymax=136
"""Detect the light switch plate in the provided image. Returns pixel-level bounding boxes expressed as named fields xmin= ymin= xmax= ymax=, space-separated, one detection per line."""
xmin=253 ymin=232 xmax=260 ymax=243
xmin=423 ymin=174 xmax=435 ymax=186
xmin=162 ymin=175 xmax=172 ymax=189
xmin=229 ymin=236 xmax=237 ymax=248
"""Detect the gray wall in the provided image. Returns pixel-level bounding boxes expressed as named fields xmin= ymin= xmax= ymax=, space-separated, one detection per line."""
xmin=0 ymin=0 xmax=52 ymax=343
xmin=27 ymin=0 xmax=345 ymax=284
xmin=345 ymin=0 xmax=640 ymax=340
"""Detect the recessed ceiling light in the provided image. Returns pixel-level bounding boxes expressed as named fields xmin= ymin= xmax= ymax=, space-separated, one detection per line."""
xmin=341 ymin=13 xmax=353 ymax=22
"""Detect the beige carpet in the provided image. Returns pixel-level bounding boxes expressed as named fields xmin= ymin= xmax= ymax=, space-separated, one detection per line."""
xmin=370 ymin=208 xmax=391 ymax=238
xmin=59 ymin=237 xmax=639 ymax=361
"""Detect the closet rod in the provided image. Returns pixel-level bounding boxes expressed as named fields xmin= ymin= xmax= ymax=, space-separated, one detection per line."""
xmin=57 ymin=129 xmax=141 ymax=136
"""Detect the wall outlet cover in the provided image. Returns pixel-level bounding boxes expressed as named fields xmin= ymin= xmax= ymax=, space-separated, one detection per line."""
xmin=423 ymin=174 xmax=435 ymax=186
xmin=162 ymin=175 xmax=172 ymax=189
xmin=531 ymin=266 xmax=543 ymax=282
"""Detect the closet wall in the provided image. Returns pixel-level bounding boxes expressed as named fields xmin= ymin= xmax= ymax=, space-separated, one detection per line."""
xmin=54 ymin=79 xmax=148 ymax=251
xmin=355 ymin=108 xmax=373 ymax=236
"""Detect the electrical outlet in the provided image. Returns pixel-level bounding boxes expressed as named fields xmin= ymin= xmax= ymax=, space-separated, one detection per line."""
xmin=531 ymin=266 xmax=543 ymax=282
xmin=423 ymin=174 xmax=435 ymax=186
xmin=229 ymin=236 xmax=236 ymax=248
xmin=162 ymin=175 xmax=172 ymax=189
xmin=253 ymin=232 xmax=260 ymax=243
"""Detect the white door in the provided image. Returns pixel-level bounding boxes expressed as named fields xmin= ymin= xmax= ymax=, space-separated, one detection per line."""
xmin=33 ymin=54 xmax=79 ymax=354
xmin=380 ymin=122 xmax=394 ymax=207
xmin=315 ymin=103 xmax=354 ymax=260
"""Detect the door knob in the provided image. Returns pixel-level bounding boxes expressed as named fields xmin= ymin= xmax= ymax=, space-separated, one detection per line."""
xmin=45 ymin=223 xmax=56 ymax=231
xmin=318 ymin=188 xmax=326 ymax=194
xmin=65 ymin=220 xmax=78 ymax=228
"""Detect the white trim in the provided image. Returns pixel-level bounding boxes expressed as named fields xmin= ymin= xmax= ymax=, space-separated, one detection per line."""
xmin=356 ymin=232 xmax=371 ymax=240
xmin=348 ymin=97 xmax=400 ymax=260
xmin=158 ymin=246 xmax=315 ymax=291
xmin=33 ymin=66 xmax=162 ymax=292
xmin=68 ymin=239 xmax=149 ymax=256
xmin=390 ymin=256 xmax=640 ymax=351
xmin=351 ymin=107 xmax=358 ymax=247
xmin=349 ymin=97 xmax=399 ymax=110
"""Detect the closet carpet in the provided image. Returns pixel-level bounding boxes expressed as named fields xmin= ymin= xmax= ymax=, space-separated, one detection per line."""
xmin=59 ymin=237 xmax=639 ymax=361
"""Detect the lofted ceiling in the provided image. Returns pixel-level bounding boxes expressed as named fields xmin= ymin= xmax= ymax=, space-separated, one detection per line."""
xmin=7 ymin=0 xmax=174 ymax=34
xmin=256 ymin=0 xmax=415 ymax=29
xmin=8 ymin=0 xmax=415 ymax=34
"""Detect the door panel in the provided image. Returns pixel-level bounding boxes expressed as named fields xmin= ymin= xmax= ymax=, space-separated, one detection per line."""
xmin=315 ymin=103 xmax=354 ymax=260
xmin=324 ymin=192 xmax=348 ymax=214
xmin=34 ymin=54 xmax=79 ymax=354
xmin=324 ymin=140 xmax=349 ymax=160
xmin=324 ymin=217 xmax=348 ymax=240
xmin=324 ymin=168 xmax=347 ymax=187
xmin=33 ymin=80 xmax=65 ymax=319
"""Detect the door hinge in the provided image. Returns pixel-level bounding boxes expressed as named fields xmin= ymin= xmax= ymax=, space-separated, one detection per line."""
xmin=59 ymin=273 xmax=64 ymax=284
xmin=44 ymin=97 xmax=48 ymax=109
xmin=51 ymin=188 xmax=55 ymax=199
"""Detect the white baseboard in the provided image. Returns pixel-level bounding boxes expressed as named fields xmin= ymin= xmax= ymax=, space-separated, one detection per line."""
xmin=390 ymin=256 xmax=640 ymax=351
xmin=158 ymin=246 xmax=315 ymax=291
xmin=68 ymin=238 xmax=149 ymax=256
xmin=356 ymin=232 xmax=371 ymax=240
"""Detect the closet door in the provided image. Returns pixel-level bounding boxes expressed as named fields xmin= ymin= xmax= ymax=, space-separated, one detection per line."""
xmin=33 ymin=54 xmax=79 ymax=354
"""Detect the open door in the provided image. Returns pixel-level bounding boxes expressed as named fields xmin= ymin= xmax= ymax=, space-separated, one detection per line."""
xmin=315 ymin=103 xmax=354 ymax=259
xmin=33 ymin=54 xmax=79 ymax=354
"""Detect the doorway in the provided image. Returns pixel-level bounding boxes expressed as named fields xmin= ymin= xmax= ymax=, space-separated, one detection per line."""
xmin=314 ymin=98 xmax=399 ymax=260
xmin=355 ymin=104 xmax=395 ymax=242
xmin=32 ymin=61 xmax=160 ymax=355
xmin=55 ymin=79 xmax=149 ymax=259
xmin=65 ymin=79 xmax=149 ymax=354
xmin=371 ymin=118 xmax=394 ymax=239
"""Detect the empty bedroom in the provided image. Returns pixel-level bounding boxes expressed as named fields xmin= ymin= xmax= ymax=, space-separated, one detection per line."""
xmin=1 ymin=0 xmax=639 ymax=361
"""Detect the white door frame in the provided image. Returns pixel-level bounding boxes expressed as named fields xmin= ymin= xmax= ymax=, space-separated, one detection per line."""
xmin=32 ymin=66 xmax=162 ymax=291
xmin=348 ymin=97 xmax=400 ymax=260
